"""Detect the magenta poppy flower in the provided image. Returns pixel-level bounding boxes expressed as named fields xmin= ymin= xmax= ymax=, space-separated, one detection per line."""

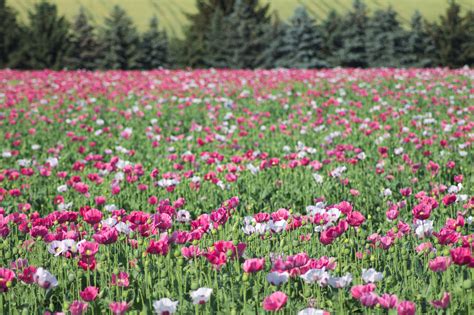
xmin=0 ymin=268 xmax=15 ymax=292
xmin=378 ymin=294 xmax=398 ymax=309
xmin=429 ymin=256 xmax=451 ymax=272
xmin=243 ymin=258 xmax=265 ymax=273
xmin=109 ymin=301 xmax=129 ymax=315
xmin=262 ymin=291 xmax=288 ymax=311
xmin=430 ymin=292 xmax=450 ymax=309
xmin=397 ymin=300 xmax=416 ymax=315
xmin=450 ymin=247 xmax=471 ymax=265
xmin=69 ymin=300 xmax=88 ymax=315
xmin=111 ymin=272 xmax=129 ymax=287
xmin=80 ymin=286 xmax=99 ymax=302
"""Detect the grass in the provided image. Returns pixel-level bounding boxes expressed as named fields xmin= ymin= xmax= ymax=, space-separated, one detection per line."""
xmin=7 ymin=0 xmax=474 ymax=37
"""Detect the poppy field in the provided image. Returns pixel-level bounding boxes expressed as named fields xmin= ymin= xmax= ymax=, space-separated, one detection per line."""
xmin=0 ymin=68 xmax=473 ymax=314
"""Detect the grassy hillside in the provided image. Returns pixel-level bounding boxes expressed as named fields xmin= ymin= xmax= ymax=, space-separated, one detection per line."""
xmin=8 ymin=0 xmax=474 ymax=38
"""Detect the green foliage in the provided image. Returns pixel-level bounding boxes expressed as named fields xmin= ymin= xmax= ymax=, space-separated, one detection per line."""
xmin=65 ymin=8 xmax=101 ymax=70
xmin=223 ymin=0 xmax=271 ymax=69
xmin=429 ymin=1 xmax=472 ymax=67
xmin=366 ymin=7 xmax=408 ymax=67
xmin=321 ymin=10 xmax=344 ymax=67
xmin=139 ymin=16 xmax=168 ymax=69
xmin=18 ymin=1 xmax=71 ymax=69
xmin=0 ymin=0 xmax=23 ymax=67
xmin=404 ymin=11 xmax=435 ymax=67
xmin=100 ymin=5 xmax=141 ymax=70
xmin=1 ymin=0 xmax=473 ymax=69
xmin=259 ymin=19 xmax=288 ymax=69
xmin=276 ymin=7 xmax=328 ymax=69
xmin=337 ymin=0 xmax=369 ymax=68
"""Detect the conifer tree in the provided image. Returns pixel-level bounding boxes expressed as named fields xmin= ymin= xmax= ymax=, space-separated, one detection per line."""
xmin=100 ymin=5 xmax=141 ymax=70
xmin=337 ymin=0 xmax=369 ymax=68
xmin=366 ymin=7 xmax=408 ymax=67
xmin=203 ymin=9 xmax=230 ymax=68
xmin=20 ymin=1 xmax=71 ymax=69
xmin=181 ymin=0 xmax=236 ymax=68
xmin=404 ymin=11 xmax=435 ymax=67
xmin=460 ymin=10 xmax=474 ymax=66
xmin=429 ymin=1 xmax=469 ymax=67
xmin=276 ymin=7 xmax=328 ymax=69
xmin=0 ymin=0 xmax=23 ymax=68
xmin=66 ymin=8 xmax=101 ymax=70
xmin=224 ymin=0 xmax=271 ymax=68
xmin=139 ymin=16 xmax=168 ymax=69
xmin=259 ymin=18 xmax=288 ymax=69
xmin=321 ymin=10 xmax=344 ymax=67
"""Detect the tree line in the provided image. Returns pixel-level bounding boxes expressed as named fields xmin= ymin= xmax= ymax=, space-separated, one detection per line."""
xmin=1 ymin=0 xmax=473 ymax=70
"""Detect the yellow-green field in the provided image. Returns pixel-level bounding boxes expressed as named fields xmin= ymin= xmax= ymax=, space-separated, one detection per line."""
xmin=8 ymin=0 xmax=474 ymax=37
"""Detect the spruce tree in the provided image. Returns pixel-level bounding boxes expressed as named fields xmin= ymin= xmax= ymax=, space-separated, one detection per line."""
xmin=66 ymin=8 xmax=101 ymax=70
xmin=366 ymin=7 xmax=408 ymax=67
xmin=100 ymin=5 xmax=141 ymax=70
xmin=182 ymin=0 xmax=236 ymax=68
xmin=139 ymin=16 xmax=168 ymax=69
xmin=404 ymin=11 xmax=435 ymax=67
xmin=321 ymin=10 xmax=344 ymax=67
xmin=259 ymin=19 xmax=288 ymax=69
xmin=225 ymin=0 xmax=272 ymax=68
xmin=276 ymin=7 xmax=328 ymax=69
xmin=20 ymin=1 xmax=71 ymax=69
xmin=429 ymin=1 xmax=468 ymax=67
xmin=0 ymin=0 xmax=23 ymax=68
xmin=337 ymin=0 xmax=369 ymax=68
xmin=182 ymin=0 xmax=270 ymax=68
xmin=203 ymin=9 xmax=230 ymax=68
xmin=459 ymin=10 xmax=474 ymax=66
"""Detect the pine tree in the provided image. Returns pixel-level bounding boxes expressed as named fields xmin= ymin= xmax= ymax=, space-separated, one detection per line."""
xmin=337 ymin=0 xmax=369 ymax=68
xmin=321 ymin=10 xmax=344 ymax=67
xmin=366 ymin=7 xmax=408 ymax=67
xmin=276 ymin=7 xmax=328 ymax=69
xmin=429 ymin=1 xmax=469 ymax=67
xmin=459 ymin=10 xmax=474 ymax=66
xmin=182 ymin=0 xmax=236 ymax=68
xmin=404 ymin=11 xmax=435 ymax=67
xmin=225 ymin=0 xmax=272 ymax=68
xmin=66 ymin=8 xmax=101 ymax=70
xmin=19 ymin=1 xmax=71 ymax=69
xmin=259 ymin=18 xmax=288 ymax=69
xmin=182 ymin=0 xmax=270 ymax=68
xmin=0 ymin=0 xmax=23 ymax=68
xmin=203 ymin=9 xmax=230 ymax=68
xmin=139 ymin=16 xmax=168 ymax=69
xmin=100 ymin=5 xmax=141 ymax=70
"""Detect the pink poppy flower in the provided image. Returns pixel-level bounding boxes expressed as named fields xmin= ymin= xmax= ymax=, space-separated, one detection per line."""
xmin=262 ymin=291 xmax=288 ymax=311
xmin=109 ymin=301 xmax=129 ymax=315
xmin=111 ymin=272 xmax=129 ymax=287
xmin=430 ymin=292 xmax=450 ymax=309
xmin=69 ymin=301 xmax=88 ymax=315
xmin=243 ymin=258 xmax=265 ymax=273
xmin=429 ymin=256 xmax=451 ymax=272
xmin=80 ymin=286 xmax=99 ymax=302
xmin=0 ymin=268 xmax=15 ymax=292
xmin=378 ymin=293 xmax=398 ymax=309
xmin=397 ymin=300 xmax=416 ymax=315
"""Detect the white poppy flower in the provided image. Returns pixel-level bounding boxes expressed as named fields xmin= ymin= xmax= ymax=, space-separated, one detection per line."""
xmin=190 ymin=287 xmax=212 ymax=304
xmin=300 ymin=268 xmax=329 ymax=286
xmin=298 ymin=308 xmax=328 ymax=315
xmin=328 ymin=273 xmax=352 ymax=288
xmin=34 ymin=268 xmax=58 ymax=290
xmin=361 ymin=268 xmax=383 ymax=283
xmin=153 ymin=298 xmax=178 ymax=314
xmin=266 ymin=272 xmax=289 ymax=286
